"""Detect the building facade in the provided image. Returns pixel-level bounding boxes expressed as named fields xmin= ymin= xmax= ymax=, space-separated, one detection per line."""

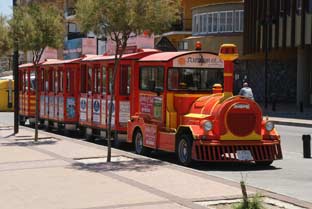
xmin=179 ymin=1 xmax=244 ymax=54
xmin=244 ymin=0 xmax=312 ymax=107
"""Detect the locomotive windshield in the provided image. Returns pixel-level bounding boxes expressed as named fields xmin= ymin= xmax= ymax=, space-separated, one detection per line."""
xmin=168 ymin=68 xmax=223 ymax=91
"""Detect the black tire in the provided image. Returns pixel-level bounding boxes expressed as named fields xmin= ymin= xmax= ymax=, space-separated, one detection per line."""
xmin=255 ymin=160 xmax=273 ymax=166
xmin=78 ymin=127 xmax=86 ymax=138
xmin=134 ymin=129 xmax=150 ymax=155
xmin=19 ymin=117 xmax=25 ymax=126
xmin=177 ymin=134 xmax=193 ymax=166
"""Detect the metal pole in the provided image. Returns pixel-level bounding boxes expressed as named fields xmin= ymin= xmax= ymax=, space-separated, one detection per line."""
xmin=264 ymin=20 xmax=269 ymax=109
xmin=13 ymin=0 xmax=19 ymax=134
xmin=302 ymin=135 xmax=311 ymax=158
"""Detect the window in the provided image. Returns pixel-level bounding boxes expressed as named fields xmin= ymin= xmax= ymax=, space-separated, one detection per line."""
xmin=193 ymin=10 xmax=235 ymax=35
xmin=54 ymin=70 xmax=58 ymax=93
xmin=168 ymin=68 xmax=223 ymax=91
xmin=194 ymin=15 xmax=200 ymax=34
xmin=80 ymin=64 xmax=87 ymax=93
xmin=212 ymin=12 xmax=219 ymax=33
xmin=309 ymin=0 xmax=312 ymax=13
xmin=120 ymin=65 xmax=131 ymax=95
xmin=66 ymin=69 xmax=71 ymax=94
xmin=68 ymin=22 xmax=78 ymax=33
xmin=203 ymin=14 xmax=207 ymax=33
xmin=234 ymin=10 xmax=244 ymax=32
xmin=219 ymin=12 xmax=226 ymax=32
xmin=285 ymin=0 xmax=291 ymax=16
xmin=87 ymin=67 xmax=92 ymax=93
xmin=207 ymin=13 xmax=212 ymax=33
xmin=30 ymin=71 xmax=36 ymax=91
xmin=140 ymin=66 xmax=164 ymax=91
xmin=59 ymin=71 xmax=63 ymax=92
xmin=297 ymin=0 xmax=302 ymax=14
xmin=280 ymin=0 xmax=285 ymax=15
xmin=44 ymin=69 xmax=49 ymax=92
xmin=93 ymin=66 xmax=101 ymax=93
xmin=102 ymin=66 xmax=106 ymax=93
xmin=226 ymin=11 xmax=233 ymax=32
xmin=66 ymin=69 xmax=75 ymax=95
xmin=219 ymin=11 xmax=234 ymax=33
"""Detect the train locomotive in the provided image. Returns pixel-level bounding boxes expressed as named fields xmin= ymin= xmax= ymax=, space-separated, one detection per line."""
xmin=18 ymin=44 xmax=282 ymax=166
xmin=127 ymin=44 xmax=282 ymax=166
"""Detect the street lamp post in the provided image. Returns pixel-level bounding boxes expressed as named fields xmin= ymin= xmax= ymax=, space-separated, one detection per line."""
xmin=264 ymin=17 xmax=269 ymax=109
xmin=263 ymin=13 xmax=274 ymax=110
xmin=13 ymin=0 xmax=19 ymax=134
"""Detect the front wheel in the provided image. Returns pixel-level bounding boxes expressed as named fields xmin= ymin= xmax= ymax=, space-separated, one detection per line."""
xmin=134 ymin=129 xmax=150 ymax=155
xmin=177 ymin=134 xmax=193 ymax=166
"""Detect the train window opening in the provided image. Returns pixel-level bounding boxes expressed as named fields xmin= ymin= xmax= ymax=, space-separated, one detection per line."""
xmin=66 ymin=69 xmax=74 ymax=95
xmin=19 ymin=72 xmax=23 ymax=91
xmin=87 ymin=67 xmax=92 ymax=93
xmin=94 ymin=67 xmax=101 ymax=93
xmin=54 ymin=70 xmax=58 ymax=93
xmin=120 ymin=65 xmax=131 ymax=95
xmin=108 ymin=67 xmax=113 ymax=94
xmin=167 ymin=68 xmax=223 ymax=91
xmin=30 ymin=70 xmax=36 ymax=91
xmin=49 ymin=69 xmax=53 ymax=92
xmin=102 ymin=66 xmax=106 ymax=93
xmin=139 ymin=66 xmax=164 ymax=92
xmin=80 ymin=64 xmax=87 ymax=93
xmin=59 ymin=71 xmax=63 ymax=92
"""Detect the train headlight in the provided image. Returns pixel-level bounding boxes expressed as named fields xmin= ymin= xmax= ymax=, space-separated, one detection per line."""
xmin=265 ymin=121 xmax=274 ymax=131
xmin=203 ymin=120 xmax=213 ymax=131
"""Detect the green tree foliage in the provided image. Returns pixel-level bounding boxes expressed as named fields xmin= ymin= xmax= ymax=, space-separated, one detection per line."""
xmin=76 ymin=0 xmax=181 ymax=161
xmin=9 ymin=3 xmax=64 ymax=64
xmin=0 ymin=15 xmax=11 ymax=55
xmin=9 ymin=3 xmax=64 ymax=141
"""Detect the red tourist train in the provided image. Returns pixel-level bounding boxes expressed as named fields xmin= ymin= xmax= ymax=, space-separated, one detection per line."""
xmin=18 ymin=44 xmax=282 ymax=166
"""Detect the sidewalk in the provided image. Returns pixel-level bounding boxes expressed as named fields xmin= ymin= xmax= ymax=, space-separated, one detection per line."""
xmin=0 ymin=124 xmax=311 ymax=209
xmin=261 ymin=103 xmax=312 ymax=127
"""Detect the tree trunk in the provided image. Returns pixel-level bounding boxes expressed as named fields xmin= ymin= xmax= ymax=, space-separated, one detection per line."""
xmin=34 ymin=65 xmax=39 ymax=142
xmin=106 ymin=38 xmax=127 ymax=162
xmin=240 ymin=180 xmax=248 ymax=208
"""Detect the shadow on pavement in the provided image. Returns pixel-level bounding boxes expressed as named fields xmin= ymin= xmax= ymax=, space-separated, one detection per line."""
xmin=0 ymin=140 xmax=57 ymax=146
xmin=70 ymin=158 xmax=166 ymax=173
xmin=191 ymin=161 xmax=281 ymax=172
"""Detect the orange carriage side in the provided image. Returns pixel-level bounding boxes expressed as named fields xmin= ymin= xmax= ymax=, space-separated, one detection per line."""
xmin=18 ymin=63 xmax=37 ymax=125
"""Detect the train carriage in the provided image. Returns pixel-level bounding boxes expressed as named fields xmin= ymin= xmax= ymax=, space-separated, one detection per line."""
xmin=19 ymin=63 xmax=36 ymax=125
xmin=40 ymin=58 xmax=83 ymax=131
xmin=127 ymin=44 xmax=282 ymax=166
xmin=80 ymin=49 xmax=159 ymax=144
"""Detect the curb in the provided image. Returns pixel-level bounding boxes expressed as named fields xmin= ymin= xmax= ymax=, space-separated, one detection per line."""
xmin=271 ymin=120 xmax=312 ymax=128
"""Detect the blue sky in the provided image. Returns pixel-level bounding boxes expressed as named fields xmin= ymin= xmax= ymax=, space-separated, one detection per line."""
xmin=0 ymin=1 xmax=12 ymax=17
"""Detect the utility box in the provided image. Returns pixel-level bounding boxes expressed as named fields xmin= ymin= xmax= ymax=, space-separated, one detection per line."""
xmin=0 ymin=79 xmax=14 ymax=111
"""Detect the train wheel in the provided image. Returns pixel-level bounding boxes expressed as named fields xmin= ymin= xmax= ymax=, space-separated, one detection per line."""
xmin=177 ymin=134 xmax=193 ymax=166
xmin=134 ymin=129 xmax=149 ymax=155
xmin=19 ymin=116 xmax=25 ymax=126
xmin=255 ymin=160 xmax=273 ymax=166
xmin=112 ymin=134 xmax=120 ymax=148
